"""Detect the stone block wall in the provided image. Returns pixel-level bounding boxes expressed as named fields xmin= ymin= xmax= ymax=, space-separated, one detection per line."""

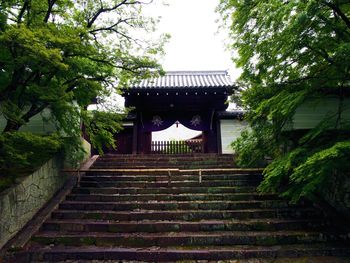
xmin=0 ymin=156 xmax=66 ymax=249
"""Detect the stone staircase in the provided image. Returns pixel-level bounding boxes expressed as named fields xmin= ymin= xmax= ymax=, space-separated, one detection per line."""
xmin=91 ymin=154 xmax=237 ymax=169
xmin=12 ymin=154 xmax=350 ymax=262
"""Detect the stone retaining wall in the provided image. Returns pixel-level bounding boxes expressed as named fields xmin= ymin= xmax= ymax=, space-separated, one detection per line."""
xmin=0 ymin=156 xmax=66 ymax=249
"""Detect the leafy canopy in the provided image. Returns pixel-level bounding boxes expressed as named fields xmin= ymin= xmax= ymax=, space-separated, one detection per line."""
xmin=0 ymin=131 xmax=62 ymax=191
xmin=218 ymin=0 xmax=350 ymax=202
xmin=0 ymin=0 xmax=167 ymax=157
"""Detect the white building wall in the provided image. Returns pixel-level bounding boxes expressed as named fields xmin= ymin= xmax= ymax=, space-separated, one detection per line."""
xmin=0 ymin=109 xmax=56 ymax=134
xmin=220 ymin=119 xmax=249 ymax=154
xmin=291 ymin=97 xmax=350 ymax=130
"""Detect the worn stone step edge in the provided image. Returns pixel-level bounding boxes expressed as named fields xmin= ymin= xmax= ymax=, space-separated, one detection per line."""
xmin=72 ymin=186 xmax=259 ymax=194
xmin=95 ymin=156 xmax=235 ymax=160
xmin=98 ymin=156 xmax=234 ymax=161
xmin=58 ymin=200 xmax=295 ymax=211
xmin=78 ymin=181 xmax=261 ymax=185
xmin=91 ymin=164 xmax=236 ymax=168
xmin=41 ymin=218 xmax=326 ymax=233
xmin=51 ymin=208 xmax=322 ymax=221
xmin=66 ymin=193 xmax=278 ymax=202
xmin=79 ymin=179 xmax=261 ymax=184
xmin=95 ymin=159 xmax=235 ymax=162
xmin=83 ymin=171 xmax=261 ymax=176
xmin=91 ymin=165 xmax=238 ymax=169
xmin=92 ymin=161 xmax=235 ymax=165
xmin=96 ymin=156 xmax=234 ymax=160
xmin=78 ymin=181 xmax=261 ymax=188
xmin=13 ymin=244 xmax=350 ymax=262
xmin=80 ymin=175 xmax=262 ymax=180
xmin=93 ymin=160 xmax=235 ymax=162
xmin=31 ymin=231 xmax=348 ymax=247
xmin=79 ymin=168 xmax=263 ymax=173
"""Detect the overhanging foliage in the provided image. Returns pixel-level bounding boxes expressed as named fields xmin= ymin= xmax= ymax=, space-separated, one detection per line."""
xmin=0 ymin=0 xmax=167 ymax=168
xmin=219 ymin=0 xmax=350 ymax=202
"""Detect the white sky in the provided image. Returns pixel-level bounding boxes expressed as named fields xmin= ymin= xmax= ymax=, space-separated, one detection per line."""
xmin=144 ymin=0 xmax=239 ymax=77
xmin=122 ymin=0 xmax=240 ymax=140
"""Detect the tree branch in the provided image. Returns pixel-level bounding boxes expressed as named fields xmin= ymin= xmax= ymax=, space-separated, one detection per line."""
xmin=89 ymin=18 xmax=135 ymax=34
xmin=17 ymin=0 xmax=30 ymax=23
xmin=304 ymin=43 xmax=334 ymax=65
xmin=324 ymin=1 xmax=350 ymax=29
xmin=21 ymin=103 xmax=48 ymax=123
xmin=2 ymin=103 xmax=48 ymax=132
xmin=86 ymin=0 xmax=153 ymax=28
xmin=87 ymin=0 xmax=128 ymax=28
xmin=43 ymin=0 xmax=57 ymax=23
xmin=64 ymin=76 xmax=109 ymax=93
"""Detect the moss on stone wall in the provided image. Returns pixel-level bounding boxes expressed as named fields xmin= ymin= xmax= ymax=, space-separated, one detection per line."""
xmin=0 ymin=156 xmax=66 ymax=249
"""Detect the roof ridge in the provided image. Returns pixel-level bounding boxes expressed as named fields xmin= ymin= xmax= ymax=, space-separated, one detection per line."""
xmin=164 ymin=70 xmax=228 ymax=76
xmin=128 ymin=70 xmax=234 ymax=89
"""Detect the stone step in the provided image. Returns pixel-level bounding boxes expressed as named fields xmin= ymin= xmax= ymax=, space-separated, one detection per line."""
xmin=95 ymin=160 xmax=235 ymax=164
xmin=58 ymin=200 xmax=295 ymax=211
xmin=42 ymin=219 xmax=326 ymax=233
xmin=80 ymin=174 xmax=262 ymax=181
xmin=71 ymin=186 xmax=263 ymax=195
xmin=78 ymin=180 xmax=261 ymax=188
xmin=91 ymin=163 xmax=236 ymax=168
xmin=92 ymin=161 xmax=234 ymax=165
xmin=92 ymin=159 xmax=234 ymax=164
xmin=90 ymin=167 xmax=238 ymax=171
xmin=32 ymin=231 xmax=347 ymax=247
xmin=51 ymin=208 xmax=322 ymax=221
xmin=11 ymin=153 xmax=350 ymax=262
xmin=92 ymin=159 xmax=236 ymax=167
xmin=96 ymin=154 xmax=234 ymax=160
xmin=84 ymin=170 xmax=262 ymax=176
xmin=86 ymin=167 xmax=240 ymax=170
xmin=66 ymin=193 xmax=278 ymax=202
xmin=19 ymin=244 xmax=350 ymax=262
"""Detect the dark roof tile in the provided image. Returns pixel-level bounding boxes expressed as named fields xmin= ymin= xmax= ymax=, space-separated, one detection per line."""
xmin=131 ymin=70 xmax=234 ymax=89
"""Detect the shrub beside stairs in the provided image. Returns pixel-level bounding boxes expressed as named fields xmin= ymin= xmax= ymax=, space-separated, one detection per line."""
xmin=9 ymin=154 xmax=350 ymax=262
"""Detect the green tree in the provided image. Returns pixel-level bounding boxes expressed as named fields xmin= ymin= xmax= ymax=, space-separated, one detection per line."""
xmin=218 ymin=0 xmax=350 ymax=202
xmin=0 ymin=0 xmax=167 ymax=151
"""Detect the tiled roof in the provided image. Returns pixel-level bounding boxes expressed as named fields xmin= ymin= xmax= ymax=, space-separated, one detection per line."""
xmin=131 ymin=71 xmax=234 ymax=89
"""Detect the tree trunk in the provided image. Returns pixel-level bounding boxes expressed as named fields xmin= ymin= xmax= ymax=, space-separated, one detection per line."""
xmin=2 ymin=120 xmax=21 ymax=133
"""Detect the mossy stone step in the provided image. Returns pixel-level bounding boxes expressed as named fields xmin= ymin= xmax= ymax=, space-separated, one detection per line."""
xmin=32 ymin=230 xmax=343 ymax=247
xmin=92 ymin=162 xmax=234 ymax=166
xmin=58 ymin=200 xmax=294 ymax=211
xmin=42 ymin=219 xmax=326 ymax=233
xmin=95 ymin=155 xmax=234 ymax=161
xmin=17 ymin=244 xmax=350 ymax=262
xmin=72 ymin=186 xmax=259 ymax=195
xmin=66 ymin=193 xmax=278 ymax=202
xmin=92 ymin=160 xmax=234 ymax=164
xmin=11 ymin=153 xmax=350 ymax=262
xmin=91 ymin=164 xmax=237 ymax=169
xmin=51 ymin=208 xmax=322 ymax=221
xmin=81 ymin=174 xmax=262 ymax=181
xmin=78 ymin=180 xmax=261 ymax=188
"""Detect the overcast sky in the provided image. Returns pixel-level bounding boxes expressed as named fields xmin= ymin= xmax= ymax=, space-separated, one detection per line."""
xmin=144 ymin=0 xmax=239 ymax=78
xmin=142 ymin=0 xmax=239 ymax=140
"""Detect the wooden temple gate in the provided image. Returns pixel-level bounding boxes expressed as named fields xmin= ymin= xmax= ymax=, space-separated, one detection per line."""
xmin=111 ymin=71 xmax=235 ymax=155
